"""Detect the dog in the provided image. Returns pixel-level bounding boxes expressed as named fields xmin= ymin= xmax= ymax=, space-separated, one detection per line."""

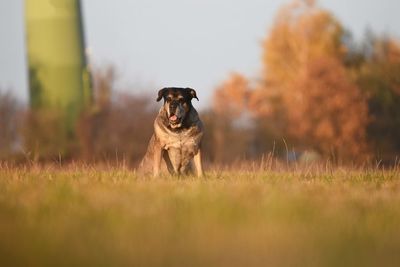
xmin=140 ymin=87 xmax=204 ymax=177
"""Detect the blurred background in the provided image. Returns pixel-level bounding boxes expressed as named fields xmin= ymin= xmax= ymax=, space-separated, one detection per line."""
xmin=1 ymin=0 xmax=400 ymax=165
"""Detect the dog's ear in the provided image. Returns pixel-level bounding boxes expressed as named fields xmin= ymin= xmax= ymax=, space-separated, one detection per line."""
xmin=186 ymin=88 xmax=199 ymax=101
xmin=156 ymin=88 xmax=167 ymax=102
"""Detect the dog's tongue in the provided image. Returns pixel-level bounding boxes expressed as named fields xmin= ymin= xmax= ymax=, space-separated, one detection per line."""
xmin=170 ymin=115 xmax=178 ymax=121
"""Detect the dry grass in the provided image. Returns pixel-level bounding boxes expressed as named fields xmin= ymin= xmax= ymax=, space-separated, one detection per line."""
xmin=0 ymin=164 xmax=400 ymax=267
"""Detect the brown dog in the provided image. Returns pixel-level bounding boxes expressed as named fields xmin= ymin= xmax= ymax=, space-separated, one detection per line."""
xmin=140 ymin=87 xmax=204 ymax=177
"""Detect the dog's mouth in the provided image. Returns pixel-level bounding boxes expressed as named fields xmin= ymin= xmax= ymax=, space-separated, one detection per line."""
xmin=169 ymin=114 xmax=182 ymax=126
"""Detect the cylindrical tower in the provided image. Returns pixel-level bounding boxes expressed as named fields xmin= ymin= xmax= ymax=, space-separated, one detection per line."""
xmin=25 ymin=0 xmax=91 ymax=131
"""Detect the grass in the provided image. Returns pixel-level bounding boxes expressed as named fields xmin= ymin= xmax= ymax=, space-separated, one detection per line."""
xmin=0 ymin=165 xmax=400 ymax=267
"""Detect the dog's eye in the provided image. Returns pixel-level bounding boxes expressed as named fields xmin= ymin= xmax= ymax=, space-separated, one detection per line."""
xmin=166 ymin=97 xmax=172 ymax=101
xmin=179 ymin=98 xmax=185 ymax=103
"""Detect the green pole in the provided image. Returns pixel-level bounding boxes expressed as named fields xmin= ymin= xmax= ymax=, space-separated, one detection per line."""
xmin=25 ymin=0 xmax=92 ymax=131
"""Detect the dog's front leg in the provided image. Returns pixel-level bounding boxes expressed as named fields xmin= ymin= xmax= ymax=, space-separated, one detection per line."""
xmin=162 ymin=151 xmax=175 ymax=175
xmin=193 ymin=149 xmax=203 ymax=177
xmin=153 ymin=148 xmax=162 ymax=177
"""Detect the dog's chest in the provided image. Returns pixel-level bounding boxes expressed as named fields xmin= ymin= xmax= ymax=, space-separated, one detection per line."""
xmin=165 ymin=136 xmax=197 ymax=171
xmin=155 ymin=121 xmax=203 ymax=171
xmin=163 ymin=132 xmax=198 ymax=156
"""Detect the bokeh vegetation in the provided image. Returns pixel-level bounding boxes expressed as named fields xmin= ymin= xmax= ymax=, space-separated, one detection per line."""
xmin=213 ymin=0 xmax=400 ymax=165
xmin=1 ymin=0 xmax=400 ymax=165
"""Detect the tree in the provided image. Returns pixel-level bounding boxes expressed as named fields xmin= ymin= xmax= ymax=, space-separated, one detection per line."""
xmin=76 ymin=65 xmax=157 ymax=163
xmin=262 ymin=0 xmax=345 ymax=88
xmin=252 ymin=0 xmax=369 ymax=160
xmin=353 ymin=37 xmax=400 ymax=158
xmin=210 ymin=73 xmax=254 ymax=163
xmin=286 ymin=58 xmax=369 ymax=159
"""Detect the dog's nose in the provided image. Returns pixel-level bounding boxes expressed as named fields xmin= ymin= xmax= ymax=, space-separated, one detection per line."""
xmin=170 ymin=101 xmax=178 ymax=109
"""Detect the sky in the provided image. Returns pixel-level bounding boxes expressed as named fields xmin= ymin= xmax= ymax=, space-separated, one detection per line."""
xmin=0 ymin=0 xmax=399 ymax=109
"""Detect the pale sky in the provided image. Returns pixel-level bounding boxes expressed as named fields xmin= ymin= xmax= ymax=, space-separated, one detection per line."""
xmin=0 ymin=0 xmax=399 ymax=109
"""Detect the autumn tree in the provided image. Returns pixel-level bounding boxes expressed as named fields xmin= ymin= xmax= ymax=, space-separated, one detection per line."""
xmin=209 ymin=73 xmax=253 ymax=163
xmin=262 ymin=0 xmax=345 ymax=88
xmin=287 ymin=58 xmax=369 ymax=159
xmin=251 ymin=0 xmax=369 ymax=161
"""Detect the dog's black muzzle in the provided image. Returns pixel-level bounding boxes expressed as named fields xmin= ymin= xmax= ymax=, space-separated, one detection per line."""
xmin=169 ymin=101 xmax=179 ymax=115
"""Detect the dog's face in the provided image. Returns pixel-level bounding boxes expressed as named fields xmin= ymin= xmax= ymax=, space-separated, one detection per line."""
xmin=157 ymin=87 xmax=198 ymax=129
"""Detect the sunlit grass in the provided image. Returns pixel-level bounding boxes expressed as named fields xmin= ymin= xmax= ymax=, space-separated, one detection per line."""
xmin=0 ymin=165 xmax=399 ymax=267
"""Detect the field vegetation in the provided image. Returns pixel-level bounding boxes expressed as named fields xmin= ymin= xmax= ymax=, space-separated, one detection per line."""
xmin=1 ymin=163 xmax=399 ymax=267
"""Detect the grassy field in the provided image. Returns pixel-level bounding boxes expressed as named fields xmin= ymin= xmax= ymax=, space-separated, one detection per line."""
xmin=0 ymin=165 xmax=400 ymax=267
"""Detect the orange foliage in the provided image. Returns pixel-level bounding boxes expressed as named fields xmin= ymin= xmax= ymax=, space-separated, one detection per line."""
xmin=285 ymin=58 xmax=369 ymax=159
xmin=210 ymin=73 xmax=254 ymax=163
xmin=251 ymin=0 xmax=370 ymax=160
xmin=213 ymin=73 xmax=250 ymax=116
xmin=263 ymin=0 xmax=345 ymax=87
